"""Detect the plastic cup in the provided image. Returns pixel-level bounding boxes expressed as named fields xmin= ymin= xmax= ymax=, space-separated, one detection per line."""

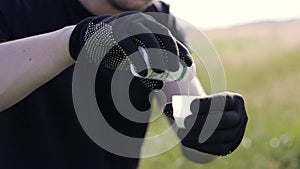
xmin=172 ymin=95 xmax=202 ymax=128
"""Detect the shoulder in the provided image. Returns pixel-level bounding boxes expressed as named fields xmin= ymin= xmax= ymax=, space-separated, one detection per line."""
xmin=145 ymin=1 xmax=170 ymax=13
xmin=0 ymin=0 xmax=81 ymax=41
xmin=144 ymin=1 xmax=186 ymax=42
xmin=0 ymin=0 xmax=41 ymax=16
xmin=0 ymin=1 xmax=15 ymax=42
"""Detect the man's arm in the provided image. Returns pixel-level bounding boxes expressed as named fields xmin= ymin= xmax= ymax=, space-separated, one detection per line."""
xmin=159 ymin=77 xmax=217 ymax=163
xmin=0 ymin=26 xmax=75 ymax=112
xmin=161 ymin=78 xmax=248 ymax=162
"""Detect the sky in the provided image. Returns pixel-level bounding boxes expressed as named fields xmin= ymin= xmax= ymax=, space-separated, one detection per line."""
xmin=162 ymin=0 xmax=300 ymax=29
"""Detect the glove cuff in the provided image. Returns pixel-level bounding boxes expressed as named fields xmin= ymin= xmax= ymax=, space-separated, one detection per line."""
xmin=69 ymin=17 xmax=93 ymax=61
xmin=69 ymin=15 xmax=112 ymax=61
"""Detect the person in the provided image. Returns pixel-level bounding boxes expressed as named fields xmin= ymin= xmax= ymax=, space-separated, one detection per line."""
xmin=0 ymin=0 xmax=248 ymax=169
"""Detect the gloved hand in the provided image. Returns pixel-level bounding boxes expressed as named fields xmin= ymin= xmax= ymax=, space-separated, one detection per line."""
xmin=69 ymin=11 xmax=193 ymax=89
xmin=164 ymin=92 xmax=248 ymax=156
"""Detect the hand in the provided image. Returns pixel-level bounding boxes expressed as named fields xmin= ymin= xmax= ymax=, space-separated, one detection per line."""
xmin=165 ymin=92 xmax=248 ymax=156
xmin=69 ymin=11 xmax=193 ymax=86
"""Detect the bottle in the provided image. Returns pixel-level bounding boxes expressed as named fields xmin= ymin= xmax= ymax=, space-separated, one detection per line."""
xmin=130 ymin=47 xmax=196 ymax=82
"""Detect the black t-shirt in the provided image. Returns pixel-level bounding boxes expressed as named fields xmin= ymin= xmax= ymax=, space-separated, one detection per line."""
xmin=0 ymin=0 xmax=185 ymax=168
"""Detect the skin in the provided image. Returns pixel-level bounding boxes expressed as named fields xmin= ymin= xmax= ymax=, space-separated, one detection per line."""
xmin=79 ymin=0 xmax=153 ymax=15
xmin=105 ymin=0 xmax=153 ymax=11
xmin=0 ymin=26 xmax=75 ymax=112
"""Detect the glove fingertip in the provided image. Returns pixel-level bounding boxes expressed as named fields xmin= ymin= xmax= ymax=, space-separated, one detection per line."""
xmin=138 ymin=78 xmax=164 ymax=90
xmin=190 ymin=98 xmax=212 ymax=114
xmin=177 ymin=128 xmax=189 ymax=139
xmin=176 ymin=40 xmax=193 ymax=67
xmin=162 ymin=103 xmax=174 ymax=120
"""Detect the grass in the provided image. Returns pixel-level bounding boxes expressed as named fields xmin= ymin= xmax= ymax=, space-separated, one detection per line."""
xmin=139 ymin=21 xmax=300 ymax=169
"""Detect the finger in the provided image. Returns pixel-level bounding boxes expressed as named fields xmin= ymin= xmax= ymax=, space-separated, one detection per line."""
xmin=176 ymin=40 xmax=193 ymax=67
xmin=129 ymin=77 xmax=164 ymax=111
xmin=142 ymin=20 xmax=180 ymax=72
xmin=182 ymin=111 xmax=248 ymax=156
xmin=223 ymin=92 xmax=243 ymax=110
xmin=234 ymin=93 xmax=246 ymax=111
xmin=154 ymin=34 xmax=179 ymax=72
xmin=130 ymin=24 xmax=167 ymax=73
xmin=190 ymin=92 xmax=240 ymax=114
xmin=181 ymin=140 xmax=233 ymax=156
xmin=180 ymin=94 xmax=248 ymax=156
xmin=138 ymin=77 xmax=164 ymax=90
xmin=102 ymin=45 xmax=127 ymax=70
xmin=180 ymin=126 xmax=241 ymax=144
xmin=184 ymin=110 xmax=242 ymax=130
xmin=129 ymin=77 xmax=152 ymax=111
xmin=162 ymin=103 xmax=175 ymax=120
xmin=104 ymin=12 xmax=152 ymax=76
xmin=177 ymin=128 xmax=189 ymax=140
xmin=132 ymin=33 xmax=166 ymax=73
xmin=117 ymin=37 xmax=149 ymax=77
xmin=190 ymin=96 xmax=214 ymax=114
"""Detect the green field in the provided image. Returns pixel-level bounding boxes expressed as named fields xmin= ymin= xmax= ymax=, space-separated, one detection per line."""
xmin=139 ymin=21 xmax=300 ymax=169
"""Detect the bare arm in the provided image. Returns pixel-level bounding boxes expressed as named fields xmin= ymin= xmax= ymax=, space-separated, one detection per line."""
xmin=0 ymin=26 xmax=75 ymax=112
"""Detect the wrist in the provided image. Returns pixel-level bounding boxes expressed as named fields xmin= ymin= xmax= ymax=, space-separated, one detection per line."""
xmin=58 ymin=26 xmax=76 ymax=64
xmin=68 ymin=17 xmax=95 ymax=61
xmin=181 ymin=145 xmax=217 ymax=163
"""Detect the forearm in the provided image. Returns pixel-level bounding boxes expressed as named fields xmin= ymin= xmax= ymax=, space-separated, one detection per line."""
xmin=159 ymin=77 xmax=216 ymax=163
xmin=0 ymin=26 xmax=75 ymax=112
xmin=160 ymin=77 xmax=206 ymax=104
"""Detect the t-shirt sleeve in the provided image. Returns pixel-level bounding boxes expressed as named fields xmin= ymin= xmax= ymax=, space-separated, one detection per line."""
xmin=0 ymin=28 xmax=8 ymax=43
xmin=0 ymin=9 xmax=10 ymax=43
xmin=145 ymin=1 xmax=187 ymax=44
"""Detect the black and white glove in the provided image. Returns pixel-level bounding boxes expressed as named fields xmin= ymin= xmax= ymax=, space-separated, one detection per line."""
xmin=69 ymin=11 xmax=193 ymax=90
xmin=164 ymin=92 xmax=248 ymax=156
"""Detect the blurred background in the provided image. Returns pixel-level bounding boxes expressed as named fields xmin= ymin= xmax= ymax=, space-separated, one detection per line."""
xmin=140 ymin=0 xmax=300 ymax=168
